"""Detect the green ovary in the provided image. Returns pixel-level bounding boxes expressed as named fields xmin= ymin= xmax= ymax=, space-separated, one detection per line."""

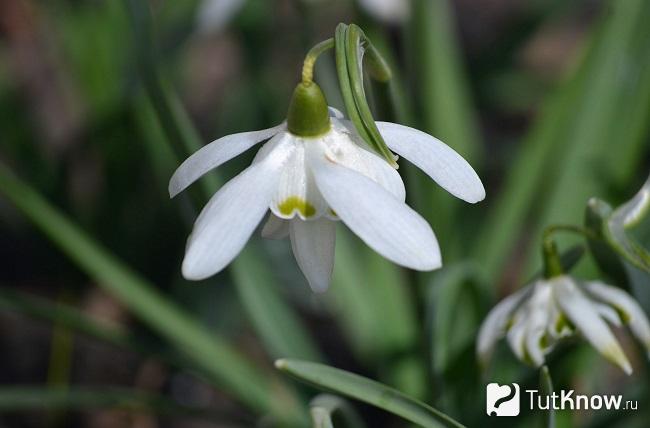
xmin=278 ymin=196 xmax=316 ymax=218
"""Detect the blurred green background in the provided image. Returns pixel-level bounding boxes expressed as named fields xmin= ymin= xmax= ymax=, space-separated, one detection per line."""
xmin=0 ymin=0 xmax=649 ymax=427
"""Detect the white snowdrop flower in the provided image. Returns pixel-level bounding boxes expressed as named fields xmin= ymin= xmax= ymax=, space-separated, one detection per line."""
xmin=477 ymin=274 xmax=650 ymax=375
xmin=358 ymin=0 xmax=410 ymax=25
xmin=170 ymin=82 xmax=484 ymax=292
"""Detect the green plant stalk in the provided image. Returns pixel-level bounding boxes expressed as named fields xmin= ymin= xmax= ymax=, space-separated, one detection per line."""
xmin=0 ymin=164 xmax=304 ymax=423
xmin=540 ymin=366 xmax=556 ymax=428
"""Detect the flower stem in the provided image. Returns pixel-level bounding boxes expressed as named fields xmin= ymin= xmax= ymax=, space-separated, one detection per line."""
xmin=540 ymin=224 xmax=598 ymax=278
xmin=302 ymin=38 xmax=334 ymax=84
xmin=542 ymin=224 xmax=600 ymax=242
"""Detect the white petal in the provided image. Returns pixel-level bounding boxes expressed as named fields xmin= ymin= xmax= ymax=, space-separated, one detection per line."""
xmin=182 ymin=140 xmax=294 ymax=280
xmin=169 ymin=124 xmax=283 ymax=197
xmin=270 ymin=143 xmax=329 ymax=220
xmin=525 ymin=308 xmax=550 ymax=367
xmin=355 ymin=148 xmax=406 ymax=202
xmin=594 ymin=303 xmax=623 ymax=327
xmin=376 ymin=121 xmax=485 ymax=203
xmin=585 ymin=281 xmax=650 ymax=358
xmin=261 ymin=213 xmax=289 ymax=240
xmin=320 ymin=122 xmax=405 ymax=200
xmin=290 ymin=218 xmax=336 ymax=293
xmin=506 ymin=314 xmax=528 ymax=363
xmin=553 ymin=276 xmax=633 ymax=375
xmin=476 ymin=285 xmax=531 ymax=366
xmin=308 ymin=143 xmax=440 ymax=271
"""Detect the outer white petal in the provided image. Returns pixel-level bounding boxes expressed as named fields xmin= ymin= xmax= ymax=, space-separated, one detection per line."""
xmin=169 ymin=124 xmax=284 ymax=197
xmin=308 ymin=143 xmax=440 ymax=271
xmin=376 ymin=121 xmax=485 ymax=203
xmin=182 ymin=139 xmax=295 ymax=280
xmin=553 ymin=276 xmax=633 ymax=375
xmin=261 ymin=213 xmax=289 ymax=240
xmin=585 ymin=281 xmax=650 ymax=358
xmin=196 ymin=0 xmax=246 ymax=34
xmin=290 ymin=218 xmax=336 ymax=293
xmin=354 ymin=148 xmax=406 ymax=202
xmin=476 ymin=285 xmax=531 ymax=366
xmin=322 ymin=123 xmax=405 ymax=201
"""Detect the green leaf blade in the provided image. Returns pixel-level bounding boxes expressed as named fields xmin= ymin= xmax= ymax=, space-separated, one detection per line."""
xmin=276 ymin=359 xmax=465 ymax=428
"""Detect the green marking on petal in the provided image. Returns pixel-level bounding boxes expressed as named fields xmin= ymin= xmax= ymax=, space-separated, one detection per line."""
xmin=279 ymin=197 xmax=316 ymax=218
xmin=613 ymin=305 xmax=631 ymax=324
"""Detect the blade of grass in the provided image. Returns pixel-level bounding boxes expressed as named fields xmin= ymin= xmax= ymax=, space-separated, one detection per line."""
xmin=474 ymin=0 xmax=650 ymax=283
xmin=276 ymin=359 xmax=466 ymax=428
xmin=522 ymin=0 xmax=650 ymax=276
xmin=0 ymin=288 xmax=202 ymax=372
xmin=0 ymin=386 xmax=223 ymax=421
xmin=0 ymin=164 xmax=303 ymax=424
xmin=409 ymin=0 xmax=483 ymax=256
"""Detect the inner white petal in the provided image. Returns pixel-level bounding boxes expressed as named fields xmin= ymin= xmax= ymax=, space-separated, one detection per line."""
xmin=270 ymin=142 xmax=329 ymax=220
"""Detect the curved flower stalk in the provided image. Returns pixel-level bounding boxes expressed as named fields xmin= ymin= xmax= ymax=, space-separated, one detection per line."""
xmin=477 ymin=274 xmax=650 ymax=375
xmin=170 ymin=78 xmax=484 ymax=292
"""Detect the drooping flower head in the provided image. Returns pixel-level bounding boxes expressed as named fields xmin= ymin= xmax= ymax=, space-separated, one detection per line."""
xmin=170 ymin=46 xmax=484 ymax=292
xmin=477 ymin=274 xmax=650 ymax=374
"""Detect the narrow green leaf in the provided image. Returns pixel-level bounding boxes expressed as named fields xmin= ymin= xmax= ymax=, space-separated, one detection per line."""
xmin=475 ymin=0 xmax=650 ymax=282
xmin=0 ymin=164 xmax=302 ymax=423
xmin=276 ymin=359 xmax=466 ymax=428
xmin=0 ymin=386 xmax=221 ymax=420
xmin=411 ymin=0 xmax=483 ymax=165
xmin=0 ymin=288 xmax=202 ymax=372
xmin=522 ymin=0 xmax=650 ymax=276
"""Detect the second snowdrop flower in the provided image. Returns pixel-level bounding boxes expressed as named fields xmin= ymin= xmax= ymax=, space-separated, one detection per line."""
xmin=477 ymin=274 xmax=650 ymax=374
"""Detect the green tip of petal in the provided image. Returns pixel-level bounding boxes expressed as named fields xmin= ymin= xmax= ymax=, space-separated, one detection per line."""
xmin=287 ymin=82 xmax=331 ymax=137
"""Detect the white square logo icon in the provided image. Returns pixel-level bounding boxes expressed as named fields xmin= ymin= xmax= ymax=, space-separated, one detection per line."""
xmin=486 ymin=383 xmax=520 ymax=416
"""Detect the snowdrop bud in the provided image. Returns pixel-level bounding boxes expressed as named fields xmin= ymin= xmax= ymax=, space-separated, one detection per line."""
xmin=287 ymin=82 xmax=331 ymax=137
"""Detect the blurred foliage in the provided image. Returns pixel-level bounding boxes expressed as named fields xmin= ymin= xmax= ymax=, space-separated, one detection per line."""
xmin=0 ymin=0 xmax=649 ymax=427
